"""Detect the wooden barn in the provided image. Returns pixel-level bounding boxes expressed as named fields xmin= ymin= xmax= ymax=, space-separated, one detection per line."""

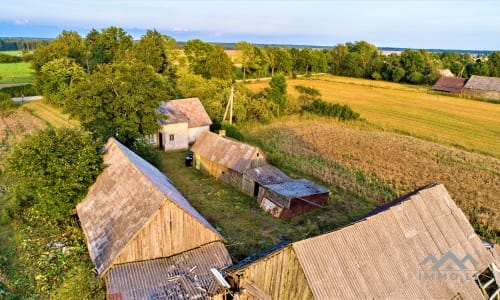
xmin=242 ymin=164 xmax=290 ymax=198
xmin=432 ymin=76 xmax=467 ymax=94
xmin=463 ymin=75 xmax=500 ymax=100
xmin=155 ymin=97 xmax=212 ymax=151
xmin=190 ymin=131 xmax=266 ymax=189
xmin=77 ymin=138 xmax=232 ymax=299
xmin=228 ymin=184 xmax=500 ymax=299
xmin=257 ymin=179 xmax=329 ymax=219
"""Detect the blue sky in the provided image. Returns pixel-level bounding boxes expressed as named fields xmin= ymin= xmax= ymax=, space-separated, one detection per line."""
xmin=0 ymin=0 xmax=499 ymax=50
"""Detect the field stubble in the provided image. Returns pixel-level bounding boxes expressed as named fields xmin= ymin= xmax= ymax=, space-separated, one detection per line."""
xmin=242 ymin=117 xmax=499 ymax=241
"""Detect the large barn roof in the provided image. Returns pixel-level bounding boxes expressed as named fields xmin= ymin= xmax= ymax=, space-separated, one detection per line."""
xmin=77 ymin=138 xmax=223 ymax=275
xmin=264 ymin=179 xmax=329 ymax=199
xmin=432 ymin=76 xmax=467 ymax=93
xmin=464 ymin=75 xmax=500 ymax=92
xmin=159 ymin=98 xmax=212 ymax=128
xmin=292 ymin=183 xmax=497 ymax=299
xmin=106 ymin=242 xmax=232 ymax=300
xmin=191 ymin=131 xmax=262 ymax=173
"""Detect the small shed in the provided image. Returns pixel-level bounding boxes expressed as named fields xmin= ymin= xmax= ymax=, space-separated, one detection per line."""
xmin=432 ymin=76 xmax=467 ymax=94
xmin=229 ymin=183 xmax=500 ymax=299
xmin=190 ymin=131 xmax=266 ymax=189
xmin=463 ymin=75 xmax=500 ymax=100
xmin=77 ymin=138 xmax=232 ymax=299
xmin=257 ymin=179 xmax=329 ymax=219
xmin=242 ymin=164 xmax=290 ymax=198
xmin=156 ymin=97 xmax=212 ymax=151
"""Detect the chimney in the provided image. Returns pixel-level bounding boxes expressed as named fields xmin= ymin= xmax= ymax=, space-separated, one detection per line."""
xmin=219 ymin=130 xmax=226 ymax=137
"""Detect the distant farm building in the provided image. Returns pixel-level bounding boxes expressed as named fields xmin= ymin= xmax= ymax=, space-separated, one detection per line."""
xmin=77 ymin=138 xmax=231 ymax=299
xmin=438 ymin=68 xmax=455 ymax=77
xmin=228 ymin=184 xmax=500 ymax=299
xmin=191 ymin=131 xmax=329 ymax=218
xmin=153 ymin=97 xmax=212 ymax=151
xmin=432 ymin=76 xmax=467 ymax=94
xmin=463 ymin=75 xmax=500 ymax=100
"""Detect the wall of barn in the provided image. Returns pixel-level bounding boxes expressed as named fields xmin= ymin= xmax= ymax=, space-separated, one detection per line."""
xmin=250 ymin=151 xmax=266 ymax=169
xmin=188 ymin=125 xmax=210 ymax=143
xmin=160 ymin=122 xmax=189 ymax=151
xmin=229 ymin=246 xmax=313 ymax=300
xmin=464 ymin=89 xmax=500 ymax=100
xmin=113 ymin=194 xmax=222 ymax=266
xmin=241 ymin=175 xmax=256 ymax=197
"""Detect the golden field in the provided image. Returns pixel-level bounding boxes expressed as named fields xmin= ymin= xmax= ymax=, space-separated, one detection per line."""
xmin=241 ymin=116 xmax=499 ymax=241
xmin=245 ymin=74 xmax=500 ymax=158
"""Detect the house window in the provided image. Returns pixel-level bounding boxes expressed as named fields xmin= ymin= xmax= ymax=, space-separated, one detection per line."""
xmin=169 ymin=134 xmax=174 ymax=142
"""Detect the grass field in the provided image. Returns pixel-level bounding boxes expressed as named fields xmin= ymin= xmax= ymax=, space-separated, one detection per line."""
xmin=0 ymin=62 xmax=34 ymax=84
xmin=245 ymin=74 xmax=500 ymax=158
xmin=22 ymin=101 xmax=79 ymax=128
xmin=0 ymin=51 xmax=23 ymax=57
xmin=241 ymin=116 xmax=499 ymax=241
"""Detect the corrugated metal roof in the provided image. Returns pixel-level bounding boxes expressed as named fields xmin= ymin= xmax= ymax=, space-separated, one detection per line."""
xmin=191 ymin=131 xmax=261 ymax=173
xmin=77 ymin=138 xmax=223 ymax=275
xmin=432 ymin=77 xmax=467 ymax=93
xmin=244 ymin=164 xmax=290 ymax=186
xmin=159 ymin=98 xmax=212 ymax=128
xmin=290 ymin=184 xmax=496 ymax=299
xmin=264 ymin=179 xmax=329 ymax=199
xmin=106 ymin=242 xmax=232 ymax=300
xmin=464 ymin=75 xmax=500 ymax=92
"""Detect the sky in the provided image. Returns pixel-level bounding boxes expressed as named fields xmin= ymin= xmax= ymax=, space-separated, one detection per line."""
xmin=0 ymin=0 xmax=499 ymax=50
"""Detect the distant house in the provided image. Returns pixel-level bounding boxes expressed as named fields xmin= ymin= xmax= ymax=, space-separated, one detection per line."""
xmin=432 ymin=76 xmax=467 ymax=94
xmin=77 ymin=138 xmax=232 ymax=299
xmin=228 ymin=184 xmax=500 ymax=299
xmin=190 ymin=131 xmax=266 ymax=189
xmin=257 ymin=179 xmax=329 ymax=219
xmin=463 ymin=75 xmax=500 ymax=100
xmin=154 ymin=97 xmax=212 ymax=151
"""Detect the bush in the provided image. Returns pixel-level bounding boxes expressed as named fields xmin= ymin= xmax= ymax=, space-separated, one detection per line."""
xmin=0 ymin=53 xmax=22 ymax=63
xmin=0 ymin=84 xmax=37 ymax=97
xmin=130 ymin=140 xmax=163 ymax=170
xmin=221 ymin=122 xmax=245 ymax=140
xmin=0 ymin=92 xmax=19 ymax=111
xmin=304 ymin=99 xmax=360 ymax=121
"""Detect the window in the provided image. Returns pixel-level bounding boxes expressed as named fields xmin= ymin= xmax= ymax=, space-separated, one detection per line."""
xmin=169 ymin=134 xmax=174 ymax=141
xmin=475 ymin=263 xmax=499 ymax=299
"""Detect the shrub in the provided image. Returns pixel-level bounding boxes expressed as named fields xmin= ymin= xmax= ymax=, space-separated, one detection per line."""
xmin=0 ymin=92 xmax=19 ymax=111
xmin=0 ymin=84 xmax=37 ymax=97
xmin=304 ymin=99 xmax=360 ymax=121
xmin=130 ymin=140 xmax=163 ymax=170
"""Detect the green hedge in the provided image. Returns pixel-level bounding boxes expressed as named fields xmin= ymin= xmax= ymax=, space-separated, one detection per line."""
xmin=0 ymin=84 xmax=37 ymax=97
xmin=305 ymin=99 xmax=360 ymax=120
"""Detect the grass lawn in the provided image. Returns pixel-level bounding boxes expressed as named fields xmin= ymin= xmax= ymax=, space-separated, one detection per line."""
xmin=245 ymin=74 xmax=500 ymax=158
xmin=159 ymin=150 xmax=376 ymax=261
xmin=0 ymin=62 xmax=34 ymax=84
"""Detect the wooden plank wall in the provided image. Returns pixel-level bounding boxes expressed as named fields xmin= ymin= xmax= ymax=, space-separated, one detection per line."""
xmin=114 ymin=190 xmax=222 ymax=265
xmin=232 ymin=246 xmax=313 ymax=300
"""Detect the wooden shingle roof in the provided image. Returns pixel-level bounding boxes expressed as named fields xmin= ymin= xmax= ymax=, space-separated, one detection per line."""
xmin=464 ymin=75 xmax=500 ymax=92
xmin=159 ymin=98 xmax=212 ymax=128
xmin=292 ymin=183 xmax=496 ymax=299
xmin=77 ymin=138 xmax=223 ymax=275
xmin=432 ymin=76 xmax=467 ymax=93
xmin=191 ymin=131 xmax=263 ymax=173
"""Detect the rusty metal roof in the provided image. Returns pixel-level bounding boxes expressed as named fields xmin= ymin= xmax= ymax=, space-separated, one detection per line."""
xmin=106 ymin=242 xmax=232 ymax=300
xmin=244 ymin=164 xmax=290 ymax=186
xmin=264 ymin=179 xmax=329 ymax=199
xmin=464 ymin=75 xmax=500 ymax=92
xmin=432 ymin=77 xmax=467 ymax=93
xmin=159 ymin=98 xmax=212 ymax=128
xmin=291 ymin=184 xmax=496 ymax=299
xmin=77 ymin=138 xmax=223 ymax=275
xmin=191 ymin=131 xmax=262 ymax=173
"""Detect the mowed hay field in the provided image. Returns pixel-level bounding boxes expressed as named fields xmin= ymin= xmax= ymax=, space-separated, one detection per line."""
xmin=245 ymin=74 xmax=500 ymax=158
xmin=241 ymin=117 xmax=500 ymax=241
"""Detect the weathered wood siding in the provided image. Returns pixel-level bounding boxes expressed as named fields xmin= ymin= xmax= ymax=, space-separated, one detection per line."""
xmin=160 ymin=122 xmax=189 ymax=151
xmin=280 ymin=193 xmax=329 ymax=219
xmin=114 ymin=193 xmax=223 ymax=265
xmin=188 ymin=125 xmax=210 ymax=143
xmin=231 ymin=246 xmax=313 ymax=300
xmin=464 ymin=88 xmax=500 ymax=100
xmin=241 ymin=175 xmax=256 ymax=197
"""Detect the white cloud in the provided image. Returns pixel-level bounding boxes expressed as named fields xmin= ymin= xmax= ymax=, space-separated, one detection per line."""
xmin=15 ymin=19 xmax=29 ymax=25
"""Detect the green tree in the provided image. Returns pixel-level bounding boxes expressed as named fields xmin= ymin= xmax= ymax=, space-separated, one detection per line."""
xmin=265 ymin=73 xmax=287 ymax=115
xmin=68 ymin=60 xmax=170 ymax=146
xmin=236 ymin=41 xmax=255 ymax=80
xmin=4 ymin=128 xmax=103 ymax=224
xmin=184 ymin=39 xmax=215 ymax=77
xmin=133 ymin=29 xmax=177 ymax=74
xmin=85 ymin=27 xmax=133 ymax=71
xmin=36 ymin=58 xmax=86 ymax=107
xmin=488 ymin=51 xmax=500 ymax=77
xmin=328 ymin=44 xmax=349 ymax=75
xmin=205 ymin=45 xmax=234 ymax=80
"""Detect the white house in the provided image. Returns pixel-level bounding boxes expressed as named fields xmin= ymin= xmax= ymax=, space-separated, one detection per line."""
xmin=152 ymin=97 xmax=212 ymax=151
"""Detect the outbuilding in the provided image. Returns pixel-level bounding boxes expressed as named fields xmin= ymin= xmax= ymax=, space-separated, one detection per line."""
xmin=463 ymin=75 xmax=500 ymax=100
xmin=431 ymin=76 xmax=467 ymax=94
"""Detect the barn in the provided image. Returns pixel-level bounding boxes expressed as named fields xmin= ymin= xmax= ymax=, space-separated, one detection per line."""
xmin=77 ymin=138 xmax=232 ymax=299
xmin=257 ymin=179 xmax=329 ymax=219
xmin=228 ymin=184 xmax=500 ymax=299
xmin=155 ymin=97 xmax=212 ymax=151
xmin=242 ymin=164 xmax=290 ymax=198
xmin=463 ymin=75 xmax=500 ymax=100
xmin=432 ymin=76 xmax=467 ymax=94
xmin=190 ymin=131 xmax=266 ymax=189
